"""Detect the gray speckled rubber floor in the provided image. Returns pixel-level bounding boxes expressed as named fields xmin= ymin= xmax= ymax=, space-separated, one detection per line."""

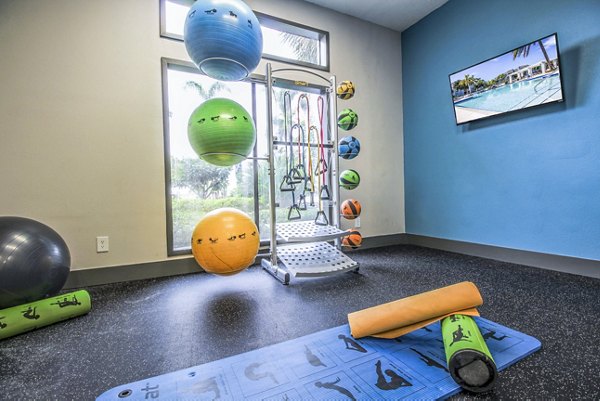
xmin=0 ymin=245 xmax=598 ymax=400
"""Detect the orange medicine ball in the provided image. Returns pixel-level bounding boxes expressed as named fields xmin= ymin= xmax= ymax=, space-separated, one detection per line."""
xmin=341 ymin=198 xmax=362 ymax=220
xmin=342 ymin=229 xmax=362 ymax=249
xmin=191 ymin=208 xmax=260 ymax=276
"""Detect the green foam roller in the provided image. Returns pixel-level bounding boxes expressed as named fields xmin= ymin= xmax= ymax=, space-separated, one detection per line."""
xmin=0 ymin=290 xmax=91 ymax=340
xmin=442 ymin=314 xmax=498 ymax=393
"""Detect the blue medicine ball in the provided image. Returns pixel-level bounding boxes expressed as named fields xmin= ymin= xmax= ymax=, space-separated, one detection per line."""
xmin=338 ymin=136 xmax=361 ymax=160
xmin=184 ymin=0 xmax=263 ymax=81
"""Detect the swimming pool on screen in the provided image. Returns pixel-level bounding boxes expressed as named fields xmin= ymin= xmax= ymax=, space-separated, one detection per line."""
xmin=455 ymin=74 xmax=563 ymax=112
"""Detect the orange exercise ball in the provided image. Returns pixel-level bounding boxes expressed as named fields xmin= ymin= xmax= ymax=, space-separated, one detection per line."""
xmin=191 ymin=208 xmax=259 ymax=276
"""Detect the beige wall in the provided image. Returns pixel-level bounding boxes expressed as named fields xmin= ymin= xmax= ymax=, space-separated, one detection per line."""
xmin=0 ymin=0 xmax=404 ymax=270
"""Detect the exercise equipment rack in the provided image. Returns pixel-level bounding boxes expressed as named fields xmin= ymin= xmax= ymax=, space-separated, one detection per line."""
xmin=261 ymin=63 xmax=359 ymax=284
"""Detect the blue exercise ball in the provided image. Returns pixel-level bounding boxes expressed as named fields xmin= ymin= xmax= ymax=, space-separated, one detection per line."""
xmin=184 ymin=0 xmax=263 ymax=81
xmin=0 ymin=217 xmax=71 ymax=309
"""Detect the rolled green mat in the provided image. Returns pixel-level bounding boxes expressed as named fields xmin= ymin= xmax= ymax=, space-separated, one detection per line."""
xmin=0 ymin=290 xmax=91 ymax=340
xmin=442 ymin=314 xmax=498 ymax=393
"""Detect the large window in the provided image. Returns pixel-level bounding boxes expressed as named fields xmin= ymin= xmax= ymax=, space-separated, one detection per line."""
xmin=162 ymin=59 xmax=333 ymax=255
xmin=160 ymin=0 xmax=329 ymax=70
xmin=162 ymin=59 xmax=261 ymax=255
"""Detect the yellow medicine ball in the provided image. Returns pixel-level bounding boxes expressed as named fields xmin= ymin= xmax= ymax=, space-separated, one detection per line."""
xmin=336 ymin=80 xmax=355 ymax=100
xmin=191 ymin=208 xmax=260 ymax=276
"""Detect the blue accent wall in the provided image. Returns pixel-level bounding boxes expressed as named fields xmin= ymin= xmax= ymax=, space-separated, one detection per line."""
xmin=402 ymin=0 xmax=600 ymax=261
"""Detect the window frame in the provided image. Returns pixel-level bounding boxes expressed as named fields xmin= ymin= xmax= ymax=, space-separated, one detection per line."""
xmin=161 ymin=58 xmax=192 ymax=256
xmin=159 ymin=0 xmax=193 ymax=41
xmin=254 ymin=11 xmax=330 ymax=72
xmin=158 ymin=0 xmax=330 ymax=71
xmin=161 ymin=57 xmax=261 ymax=256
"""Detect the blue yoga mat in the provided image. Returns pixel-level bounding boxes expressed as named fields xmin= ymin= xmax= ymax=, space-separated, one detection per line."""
xmin=97 ymin=317 xmax=540 ymax=400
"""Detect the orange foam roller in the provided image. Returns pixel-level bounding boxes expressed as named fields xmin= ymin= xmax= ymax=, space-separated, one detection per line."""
xmin=348 ymin=281 xmax=483 ymax=339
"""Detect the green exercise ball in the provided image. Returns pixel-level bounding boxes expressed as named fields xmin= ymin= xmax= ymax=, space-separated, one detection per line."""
xmin=188 ymin=98 xmax=256 ymax=167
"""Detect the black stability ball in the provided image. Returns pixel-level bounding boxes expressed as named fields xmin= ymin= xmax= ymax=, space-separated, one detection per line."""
xmin=0 ymin=216 xmax=71 ymax=309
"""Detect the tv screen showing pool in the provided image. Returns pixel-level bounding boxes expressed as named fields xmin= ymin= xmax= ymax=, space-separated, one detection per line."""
xmin=449 ymin=33 xmax=564 ymax=125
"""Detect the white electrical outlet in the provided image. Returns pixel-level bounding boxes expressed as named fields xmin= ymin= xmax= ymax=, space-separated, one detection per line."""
xmin=96 ymin=236 xmax=109 ymax=253
xmin=354 ymin=217 xmax=361 ymax=228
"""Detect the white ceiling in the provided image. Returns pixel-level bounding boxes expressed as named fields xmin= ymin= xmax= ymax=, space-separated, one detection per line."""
xmin=301 ymin=0 xmax=449 ymax=32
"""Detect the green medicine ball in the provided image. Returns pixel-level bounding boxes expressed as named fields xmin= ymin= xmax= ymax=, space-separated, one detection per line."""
xmin=188 ymin=98 xmax=256 ymax=167
xmin=337 ymin=108 xmax=358 ymax=131
xmin=339 ymin=169 xmax=360 ymax=190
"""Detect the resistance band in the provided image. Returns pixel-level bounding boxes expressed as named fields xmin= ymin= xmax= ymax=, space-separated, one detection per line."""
xmin=294 ymin=94 xmax=309 ymax=182
xmin=280 ymin=91 xmax=296 ymax=192
xmin=296 ymin=94 xmax=311 ymax=210
xmin=311 ymin=121 xmax=327 ymax=224
xmin=316 ymin=96 xmax=330 ymax=201
xmin=287 ymin=124 xmax=304 ymax=220
xmin=305 ymin=126 xmax=318 ymax=212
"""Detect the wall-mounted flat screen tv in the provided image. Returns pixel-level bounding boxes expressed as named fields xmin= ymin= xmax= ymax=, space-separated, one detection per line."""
xmin=449 ymin=33 xmax=564 ymax=125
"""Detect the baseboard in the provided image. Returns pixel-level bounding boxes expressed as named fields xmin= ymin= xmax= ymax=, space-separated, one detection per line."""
xmin=405 ymin=234 xmax=600 ymax=279
xmin=64 ymin=234 xmax=409 ymax=289
xmin=64 ymin=233 xmax=598 ymax=289
xmin=361 ymin=233 xmax=409 ymax=249
xmin=64 ymin=258 xmax=201 ymax=290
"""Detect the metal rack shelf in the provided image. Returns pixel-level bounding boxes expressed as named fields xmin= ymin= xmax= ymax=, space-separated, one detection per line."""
xmin=263 ymin=242 xmax=358 ymax=279
xmin=262 ymin=63 xmax=359 ymax=285
xmin=276 ymin=221 xmax=348 ymax=243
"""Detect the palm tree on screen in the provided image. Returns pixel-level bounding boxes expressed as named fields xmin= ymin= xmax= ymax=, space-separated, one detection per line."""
xmin=460 ymin=74 xmax=476 ymax=94
xmin=512 ymin=40 xmax=554 ymax=71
